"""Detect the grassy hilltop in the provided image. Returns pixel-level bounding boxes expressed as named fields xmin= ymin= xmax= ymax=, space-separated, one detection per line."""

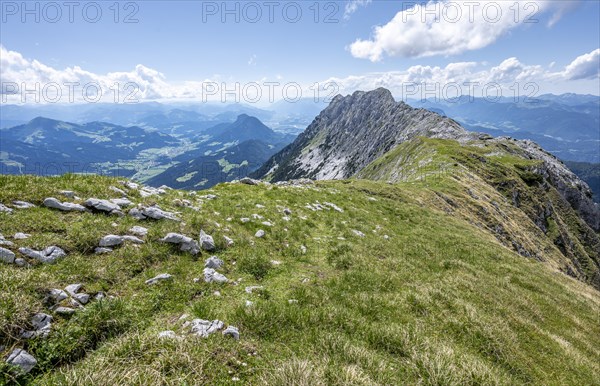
xmin=1 ymin=172 xmax=599 ymax=385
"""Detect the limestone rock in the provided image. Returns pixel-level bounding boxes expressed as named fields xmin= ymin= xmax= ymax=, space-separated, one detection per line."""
xmin=145 ymin=273 xmax=172 ymax=285
xmin=203 ymin=268 xmax=228 ymax=283
xmin=0 ymin=247 xmax=15 ymax=264
xmin=43 ymin=197 xmax=86 ymax=212
xmin=6 ymin=349 xmax=37 ymax=373
xmin=199 ymin=230 xmax=216 ymax=251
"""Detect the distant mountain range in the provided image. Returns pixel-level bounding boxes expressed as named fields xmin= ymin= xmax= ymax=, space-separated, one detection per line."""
xmin=0 ymin=117 xmax=179 ymax=177
xmin=0 ymin=114 xmax=295 ymax=188
xmin=407 ymin=94 xmax=600 ymax=163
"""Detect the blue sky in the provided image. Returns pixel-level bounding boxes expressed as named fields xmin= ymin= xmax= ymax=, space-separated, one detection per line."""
xmin=1 ymin=0 xmax=599 ymax=103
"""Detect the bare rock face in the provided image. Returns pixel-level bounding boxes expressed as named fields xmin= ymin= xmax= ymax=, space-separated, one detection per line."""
xmin=508 ymin=139 xmax=600 ymax=232
xmin=253 ymin=88 xmax=475 ymax=181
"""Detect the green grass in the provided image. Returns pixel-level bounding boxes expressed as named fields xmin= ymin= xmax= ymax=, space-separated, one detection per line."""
xmin=1 ymin=174 xmax=599 ymax=385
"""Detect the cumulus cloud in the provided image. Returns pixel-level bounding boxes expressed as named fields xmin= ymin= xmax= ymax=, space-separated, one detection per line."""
xmin=349 ymin=0 xmax=576 ymax=61
xmin=344 ymin=0 xmax=372 ymax=20
xmin=562 ymin=48 xmax=600 ymax=80
xmin=0 ymin=45 xmax=173 ymax=102
xmin=1 ymin=46 xmax=597 ymax=104
xmin=321 ymin=50 xmax=599 ymax=101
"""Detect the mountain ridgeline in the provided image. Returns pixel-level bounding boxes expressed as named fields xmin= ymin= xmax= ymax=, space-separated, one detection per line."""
xmin=254 ymin=88 xmax=600 ymax=289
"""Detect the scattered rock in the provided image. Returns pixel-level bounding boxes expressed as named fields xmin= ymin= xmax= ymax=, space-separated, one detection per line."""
xmin=110 ymin=198 xmax=133 ymax=208
xmin=13 ymin=232 xmax=30 ymax=240
xmin=213 ymin=291 xmax=221 ymax=297
xmin=145 ymin=273 xmax=173 ymax=285
xmin=324 ymin=202 xmax=344 ymax=212
xmin=255 ymin=204 xmax=265 ymax=208
xmin=255 ymin=230 xmax=265 ymax=238
xmin=158 ymin=330 xmax=177 ymax=339
xmin=222 ymin=326 xmax=240 ymax=340
xmin=199 ymin=230 xmax=216 ymax=251
xmin=240 ymin=217 xmax=250 ymax=223
xmin=205 ymin=256 xmax=224 ymax=269
xmin=65 ymin=284 xmax=82 ymax=296
xmin=160 ymin=233 xmax=200 ymax=255
xmin=142 ymin=206 xmax=180 ymax=221
xmin=203 ymin=268 xmax=228 ymax=283
xmin=94 ymin=247 xmax=113 ymax=254
xmin=0 ymin=203 xmax=14 ymax=213
xmin=14 ymin=258 xmax=27 ymax=267
xmin=12 ymin=201 xmax=35 ymax=209
xmin=300 ymin=245 xmax=307 ymax=254
xmin=73 ymin=293 xmax=90 ymax=305
xmin=43 ymin=197 xmax=86 ymax=212
xmin=22 ymin=313 xmax=53 ymax=339
xmin=288 ymin=299 xmax=298 ymax=304
xmin=84 ymin=198 xmax=122 ymax=214
xmin=121 ymin=181 xmax=139 ymax=190
xmin=270 ymin=260 xmax=282 ymax=266
xmin=223 ymin=236 xmax=234 ymax=247
xmin=0 ymin=247 xmax=15 ymax=264
xmin=245 ymin=300 xmax=253 ymax=307
xmin=129 ymin=226 xmax=149 ymax=237
xmin=98 ymin=235 xmax=144 ymax=247
xmin=19 ymin=246 xmax=66 ymax=264
xmin=383 ymin=235 xmax=390 ymax=240
xmin=283 ymin=208 xmax=292 ymax=215
xmin=31 ymin=313 xmax=53 ymax=331
xmin=109 ymin=186 xmax=127 ymax=196
xmin=190 ymin=319 xmax=224 ymax=337
xmin=6 ymin=349 xmax=37 ymax=373
xmin=48 ymin=289 xmax=68 ymax=303
xmin=239 ymin=177 xmax=259 ymax=185
xmin=245 ymin=286 xmax=263 ymax=294
xmin=54 ymin=307 xmax=76 ymax=315
xmin=98 ymin=235 xmax=125 ymax=247
xmin=261 ymin=221 xmax=273 ymax=227
xmin=352 ymin=230 xmax=366 ymax=237
xmin=128 ymin=208 xmax=146 ymax=220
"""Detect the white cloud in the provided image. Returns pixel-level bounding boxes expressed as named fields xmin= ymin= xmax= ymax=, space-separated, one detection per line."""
xmin=321 ymin=50 xmax=600 ymax=100
xmin=344 ymin=0 xmax=372 ymax=20
xmin=1 ymin=46 xmax=597 ymax=104
xmin=0 ymin=45 xmax=173 ymax=102
xmin=561 ymin=48 xmax=600 ymax=80
xmin=349 ymin=0 xmax=576 ymax=61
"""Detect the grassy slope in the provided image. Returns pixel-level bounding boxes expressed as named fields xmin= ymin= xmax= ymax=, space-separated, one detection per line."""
xmin=0 ymin=174 xmax=599 ymax=385
xmin=358 ymin=137 xmax=600 ymax=289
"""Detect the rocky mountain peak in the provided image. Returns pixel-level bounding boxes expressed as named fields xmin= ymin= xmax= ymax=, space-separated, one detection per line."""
xmin=253 ymin=88 xmax=473 ymax=181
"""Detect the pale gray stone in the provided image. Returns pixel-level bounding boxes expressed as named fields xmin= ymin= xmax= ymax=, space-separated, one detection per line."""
xmin=43 ymin=197 xmax=86 ymax=212
xmin=0 ymin=247 xmax=15 ymax=264
xmin=190 ymin=319 xmax=224 ymax=337
xmin=6 ymin=349 xmax=37 ymax=373
xmin=199 ymin=230 xmax=216 ymax=251
xmin=145 ymin=273 xmax=172 ymax=285
xmin=204 ymin=256 xmax=224 ymax=269
xmin=12 ymin=201 xmax=35 ymax=209
xmin=222 ymin=326 xmax=240 ymax=340
xmin=203 ymin=268 xmax=228 ymax=283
